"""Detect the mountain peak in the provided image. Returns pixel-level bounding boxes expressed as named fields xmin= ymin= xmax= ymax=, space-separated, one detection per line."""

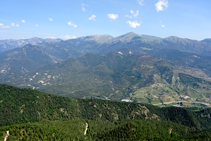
xmin=114 ymin=32 xmax=140 ymax=42
xmin=125 ymin=32 xmax=139 ymax=36
xmin=77 ymin=34 xmax=114 ymax=43
xmin=118 ymin=32 xmax=140 ymax=37
xmin=201 ymin=38 xmax=211 ymax=44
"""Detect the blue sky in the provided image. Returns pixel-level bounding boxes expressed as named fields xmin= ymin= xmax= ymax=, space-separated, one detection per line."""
xmin=0 ymin=0 xmax=211 ymax=40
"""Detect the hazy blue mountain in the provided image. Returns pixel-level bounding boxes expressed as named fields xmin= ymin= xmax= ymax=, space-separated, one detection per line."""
xmin=111 ymin=32 xmax=162 ymax=43
xmin=91 ymin=32 xmax=211 ymax=56
xmin=6 ymin=32 xmax=208 ymax=61
xmin=111 ymin=32 xmax=141 ymax=42
xmin=0 ymin=37 xmax=62 ymax=52
xmin=201 ymin=38 xmax=211 ymax=44
xmin=2 ymin=32 xmax=211 ymax=60
xmin=36 ymin=34 xmax=114 ymax=59
xmin=76 ymin=34 xmax=114 ymax=43
xmin=162 ymin=36 xmax=211 ymax=53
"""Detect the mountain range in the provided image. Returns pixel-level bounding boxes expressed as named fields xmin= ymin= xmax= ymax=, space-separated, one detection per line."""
xmin=2 ymin=32 xmax=211 ymax=56
xmin=0 ymin=32 xmax=211 ymax=107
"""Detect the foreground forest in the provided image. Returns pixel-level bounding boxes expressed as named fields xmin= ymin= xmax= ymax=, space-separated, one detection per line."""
xmin=0 ymin=84 xmax=211 ymax=140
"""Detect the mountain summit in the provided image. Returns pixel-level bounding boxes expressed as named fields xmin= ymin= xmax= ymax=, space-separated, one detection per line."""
xmin=114 ymin=32 xmax=140 ymax=42
xmin=74 ymin=34 xmax=114 ymax=43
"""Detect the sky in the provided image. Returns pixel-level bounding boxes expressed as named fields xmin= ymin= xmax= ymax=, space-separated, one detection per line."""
xmin=0 ymin=0 xmax=211 ymax=40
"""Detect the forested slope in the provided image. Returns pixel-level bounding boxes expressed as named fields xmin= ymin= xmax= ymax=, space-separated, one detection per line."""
xmin=0 ymin=84 xmax=210 ymax=129
xmin=0 ymin=84 xmax=211 ymax=140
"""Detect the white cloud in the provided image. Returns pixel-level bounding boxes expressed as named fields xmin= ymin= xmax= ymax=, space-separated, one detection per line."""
xmin=138 ymin=0 xmax=144 ymax=5
xmin=81 ymin=3 xmax=87 ymax=12
xmin=35 ymin=24 xmax=38 ymax=27
xmin=67 ymin=21 xmax=77 ymax=27
xmin=107 ymin=14 xmax=119 ymax=20
xmin=0 ymin=23 xmax=10 ymax=28
xmin=11 ymin=23 xmax=15 ymax=26
xmin=47 ymin=35 xmax=77 ymax=40
xmin=133 ymin=11 xmax=139 ymax=17
xmin=60 ymin=35 xmax=77 ymax=40
xmin=130 ymin=10 xmax=134 ymax=14
xmin=155 ymin=0 xmax=168 ymax=12
xmin=11 ymin=23 xmax=20 ymax=27
xmin=89 ymin=15 xmax=96 ymax=21
xmin=161 ymin=24 xmax=165 ymax=28
xmin=21 ymin=20 xmax=25 ymax=23
xmin=129 ymin=10 xmax=139 ymax=18
xmin=125 ymin=15 xmax=132 ymax=18
xmin=126 ymin=21 xmax=142 ymax=28
xmin=49 ymin=18 xmax=53 ymax=21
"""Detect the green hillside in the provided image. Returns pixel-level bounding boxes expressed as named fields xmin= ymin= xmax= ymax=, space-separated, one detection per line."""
xmin=0 ymin=84 xmax=162 ymax=126
xmin=0 ymin=84 xmax=210 ymax=128
xmin=0 ymin=84 xmax=211 ymax=140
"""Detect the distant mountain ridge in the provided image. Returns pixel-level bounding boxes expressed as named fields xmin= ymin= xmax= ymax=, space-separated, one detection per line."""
xmin=77 ymin=34 xmax=114 ymax=43
xmin=1 ymin=32 xmax=211 ymax=56
xmin=201 ymin=38 xmax=211 ymax=44
xmin=0 ymin=37 xmax=62 ymax=52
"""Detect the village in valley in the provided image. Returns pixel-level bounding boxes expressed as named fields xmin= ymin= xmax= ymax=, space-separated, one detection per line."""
xmin=163 ymin=95 xmax=210 ymax=108
xmin=121 ymin=94 xmax=211 ymax=108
